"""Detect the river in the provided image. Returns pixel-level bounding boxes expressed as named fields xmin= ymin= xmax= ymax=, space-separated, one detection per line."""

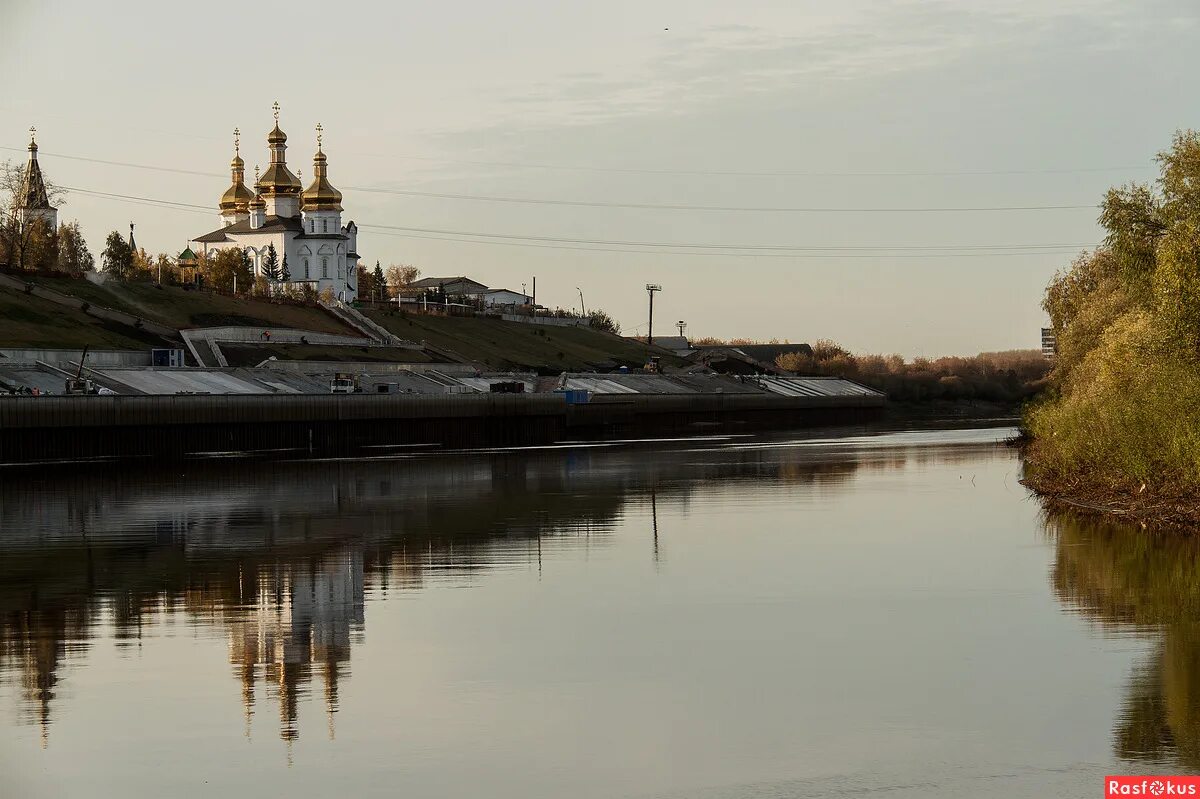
xmin=1 ymin=424 xmax=1194 ymax=797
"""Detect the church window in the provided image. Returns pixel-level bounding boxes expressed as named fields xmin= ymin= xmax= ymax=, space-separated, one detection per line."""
xmin=322 ymin=257 xmax=329 ymax=278
xmin=303 ymin=258 xmax=310 ymax=279
xmin=309 ymin=219 xmax=314 ymax=233
xmin=322 ymin=219 xmax=328 ymax=233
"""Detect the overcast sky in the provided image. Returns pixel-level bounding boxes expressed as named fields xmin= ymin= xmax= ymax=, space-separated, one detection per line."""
xmin=2 ymin=0 xmax=1196 ymax=355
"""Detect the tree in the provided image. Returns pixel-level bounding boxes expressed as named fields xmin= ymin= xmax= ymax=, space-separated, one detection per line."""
xmin=131 ymin=247 xmax=155 ymax=280
xmin=101 ymin=231 xmax=133 ymax=279
xmin=281 ymin=254 xmax=291 ymax=282
xmin=386 ymin=264 xmax=420 ymax=291
xmin=373 ymin=261 xmax=386 ymax=300
xmin=55 ymin=221 xmax=94 ymax=275
xmin=356 ymin=263 xmax=374 ymax=299
xmin=205 ymin=248 xmax=253 ymax=293
xmin=1 ymin=158 xmax=67 ymax=271
xmin=587 ymin=309 xmax=620 ymax=334
xmin=262 ymin=243 xmax=281 ymax=282
xmin=152 ymin=253 xmax=175 ymax=284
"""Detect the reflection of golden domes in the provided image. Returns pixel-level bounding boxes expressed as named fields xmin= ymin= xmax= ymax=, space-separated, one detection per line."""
xmin=301 ymin=132 xmax=343 ymax=212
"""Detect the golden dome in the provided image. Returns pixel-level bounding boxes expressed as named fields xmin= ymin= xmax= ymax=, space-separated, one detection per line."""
xmin=301 ymin=126 xmax=343 ymax=212
xmin=260 ymin=105 xmax=301 ymax=197
xmin=220 ymin=129 xmax=253 ymax=214
xmin=220 ymin=181 xmax=255 ymax=213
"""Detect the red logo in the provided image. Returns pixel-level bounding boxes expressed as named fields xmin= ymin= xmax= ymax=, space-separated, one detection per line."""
xmin=1107 ymin=776 xmax=1200 ymax=796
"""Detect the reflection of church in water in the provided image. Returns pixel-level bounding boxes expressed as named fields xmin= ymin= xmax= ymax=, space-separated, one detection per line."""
xmin=226 ymin=548 xmax=366 ymax=742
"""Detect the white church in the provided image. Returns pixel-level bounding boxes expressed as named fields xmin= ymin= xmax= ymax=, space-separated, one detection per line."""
xmin=190 ymin=103 xmax=360 ymax=300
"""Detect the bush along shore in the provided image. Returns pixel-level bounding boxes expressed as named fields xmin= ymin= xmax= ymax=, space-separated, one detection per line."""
xmin=1022 ymin=130 xmax=1200 ymax=529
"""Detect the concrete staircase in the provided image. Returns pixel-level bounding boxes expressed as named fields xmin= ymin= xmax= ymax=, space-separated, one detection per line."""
xmin=320 ymin=298 xmax=403 ymax=345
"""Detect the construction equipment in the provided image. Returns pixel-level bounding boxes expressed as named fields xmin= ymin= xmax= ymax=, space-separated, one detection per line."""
xmin=64 ymin=345 xmax=99 ymax=395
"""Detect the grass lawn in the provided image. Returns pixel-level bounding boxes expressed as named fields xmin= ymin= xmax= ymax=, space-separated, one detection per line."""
xmin=364 ymin=309 xmax=683 ymax=372
xmin=0 ymin=287 xmax=177 ymax=350
xmin=26 ymin=276 xmax=355 ymax=335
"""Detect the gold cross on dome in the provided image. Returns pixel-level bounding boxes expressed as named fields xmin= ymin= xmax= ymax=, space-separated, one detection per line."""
xmin=254 ymin=165 xmax=260 ymax=182
xmin=233 ymin=127 xmax=240 ymax=154
xmin=316 ymin=123 xmax=323 ymax=148
xmin=29 ymin=126 xmax=36 ymax=142
xmin=272 ymin=101 xmax=280 ymax=122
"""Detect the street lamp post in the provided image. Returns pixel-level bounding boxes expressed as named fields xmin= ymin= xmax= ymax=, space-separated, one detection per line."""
xmin=645 ymin=284 xmax=662 ymax=345
xmin=577 ymin=286 xmax=586 ymax=318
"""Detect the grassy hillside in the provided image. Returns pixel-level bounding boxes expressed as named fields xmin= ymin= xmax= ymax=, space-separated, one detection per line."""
xmin=0 ymin=277 xmax=681 ymax=371
xmin=27 ymin=276 xmax=355 ymax=335
xmin=0 ymin=287 xmax=176 ymax=350
xmin=365 ymin=309 xmax=681 ymax=372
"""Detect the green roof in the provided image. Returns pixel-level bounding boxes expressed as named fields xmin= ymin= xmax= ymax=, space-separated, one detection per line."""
xmin=178 ymin=246 xmax=197 ymax=261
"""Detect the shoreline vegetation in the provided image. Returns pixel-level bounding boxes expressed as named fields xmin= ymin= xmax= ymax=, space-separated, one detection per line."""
xmin=774 ymin=340 xmax=1051 ymax=407
xmin=1021 ymin=130 xmax=1200 ymax=531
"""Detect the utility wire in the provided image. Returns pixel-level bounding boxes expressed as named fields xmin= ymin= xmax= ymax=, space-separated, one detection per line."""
xmin=2 ymin=143 xmax=1151 ymax=179
xmin=23 ymin=146 xmax=1097 ymax=213
xmin=67 ymin=184 xmax=1096 ymax=259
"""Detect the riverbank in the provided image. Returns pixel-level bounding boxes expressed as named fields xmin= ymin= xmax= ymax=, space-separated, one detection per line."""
xmin=1018 ymin=430 xmax=1200 ymax=530
xmin=1021 ymin=475 xmax=1200 ymax=530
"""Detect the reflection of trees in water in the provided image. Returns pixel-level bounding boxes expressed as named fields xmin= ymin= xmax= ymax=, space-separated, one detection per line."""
xmin=0 ymin=437 xmax=948 ymax=744
xmin=1048 ymin=513 xmax=1200 ymax=770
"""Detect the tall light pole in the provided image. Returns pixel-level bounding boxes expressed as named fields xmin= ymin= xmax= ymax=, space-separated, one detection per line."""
xmin=645 ymin=284 xmax=661 ymax=345
xmin=577 ymin=286 xmax=586 ymax=318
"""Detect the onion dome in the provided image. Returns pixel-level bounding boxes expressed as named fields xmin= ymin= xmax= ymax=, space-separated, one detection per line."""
xmin=219 ymin=128 xmax=254 ymax=214
xmin=249 ymin=166 xmax=266 ymax=211
xmin=301 ymin=124 xmax=343 ymax=212
xmin=259 ymin=101 xmax=302 ymax=197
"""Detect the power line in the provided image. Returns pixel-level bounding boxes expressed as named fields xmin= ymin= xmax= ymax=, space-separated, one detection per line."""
xmin=64 ymin=184 xmax=1096 ymax=257
xmin=349 ymin=185 xmax=1096 ymax=213
xmin=2 ymin=143 xmax=1152 ymax=180
xmin=355 ymin=221 xmax=1092 ymax=252
xmin=19 ymin=146 xmax=1098 ymax=213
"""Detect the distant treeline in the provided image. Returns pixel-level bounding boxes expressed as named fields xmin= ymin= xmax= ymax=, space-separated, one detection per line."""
xmin=776 ymin=341 xmax=1051 ymax=404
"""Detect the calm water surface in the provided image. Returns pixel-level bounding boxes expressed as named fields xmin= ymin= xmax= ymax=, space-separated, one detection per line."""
xmin=2 ymin=425 xmax=1196 ymax=797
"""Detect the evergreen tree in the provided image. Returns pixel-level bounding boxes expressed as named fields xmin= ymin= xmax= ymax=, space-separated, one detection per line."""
xmin=373 ymin=261 xmax=386 ymax=300
xmin=262 ymin=243 xmax=281 ymax=281
xmin=281 ymin=254 xmax=290 ymax=282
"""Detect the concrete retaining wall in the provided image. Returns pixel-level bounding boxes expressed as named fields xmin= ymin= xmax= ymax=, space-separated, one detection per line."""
xmin=0 ymin=348 xmax=152 ymax=367
xmin=499 ymin=314 xmax=592 ymax=328
xmin=0 ymin=392 xmax=885 ymax=463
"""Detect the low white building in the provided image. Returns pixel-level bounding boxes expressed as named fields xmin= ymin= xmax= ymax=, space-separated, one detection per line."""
xmin=482 ymin=288 xmax=532 ymax=307
xmin=190 ymin=106 xmax=360 ymax=300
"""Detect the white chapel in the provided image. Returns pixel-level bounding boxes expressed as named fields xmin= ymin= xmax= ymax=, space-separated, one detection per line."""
xmin=190 ymin=103 xmax=359 ymax=300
